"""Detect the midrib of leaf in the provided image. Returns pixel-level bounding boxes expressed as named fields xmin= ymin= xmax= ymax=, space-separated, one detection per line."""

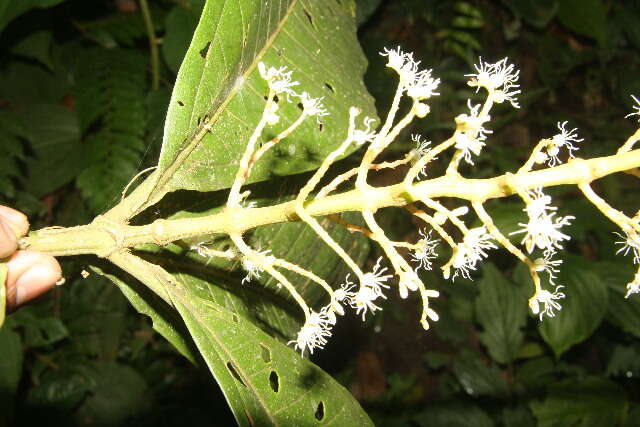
xmin=172 ymin=293 xmax=278 ymax=426
xmin=123 ymin=0 xmax=298 ymax=219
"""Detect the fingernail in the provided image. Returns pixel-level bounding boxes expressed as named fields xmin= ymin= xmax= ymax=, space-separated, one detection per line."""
xmin=15 ymin=265 xmax=58 ymax=306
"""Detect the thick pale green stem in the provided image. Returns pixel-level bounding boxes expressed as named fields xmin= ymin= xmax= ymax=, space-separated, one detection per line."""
xmin=19 ymin=150 xmax=640 ymax=257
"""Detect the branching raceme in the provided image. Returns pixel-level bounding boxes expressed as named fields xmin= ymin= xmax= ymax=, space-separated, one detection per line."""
xmin=19 ymin=48 xmax=640 ymax=356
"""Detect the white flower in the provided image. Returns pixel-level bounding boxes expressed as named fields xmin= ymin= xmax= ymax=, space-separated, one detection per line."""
xmin=289 ymin=311 xmax=332 ymax=355
xmin=411 ymin=229 xmax=439 ymax=271
xmin=454 ymin=101 xmax=492 ymax=165
xmin=324 ymin=279 xmax=356 ymax=323
xmin=350 ymin=258 xmax=392 ymax=320
xmin=361 ymin=257 xmax=392 ymax=296
xmin=452 ymin=227 xmax=497 ymax=280
xmin=454 ymin=132 xmax=485 ymax=165
xmin=625 ymin=95 xmax=640 ymax=122
xmin=241 ymin=249 xmax=273 ymax=284
xmin=524 ymin=188 xmax=555 ymax=218
xmin=411 ymin=134 xmax=433 ymax=177
xmin=412 ymin=133 xmax=431 ymax=156
xmin=533 ymin=251 xmax=563 ymax=285
xmin=625 ymin=271 xmax=640 ymax=298
xmin=351 ymin=285 xmax=385 ymax=320
xmin=380 ymin=47 xmax=419 ymax=82
xmin=351 ymin=116 xmax=377 ymax=145
xmin=511 ymin=190 xmax=574 ymax=254
xmin=545 ymin=121 xmax=582 ymax=167
xmin=407 ymin=68 xmax=441 ymax=100
xmin=615 ymin=230 xmax=640 ymax=264
xmin=299 ymin=92 xmax=328 ymax=117
xmin=258 ymin=62 xmax=299 ymax=96
xmin=466 ymin=57 xmax=521 ymax=108
xmin=529 ymin=285 xmax=565 ymax=320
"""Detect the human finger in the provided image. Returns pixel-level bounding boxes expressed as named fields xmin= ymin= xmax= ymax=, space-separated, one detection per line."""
xmin=4 ymin=251 xmax=62 ymax=312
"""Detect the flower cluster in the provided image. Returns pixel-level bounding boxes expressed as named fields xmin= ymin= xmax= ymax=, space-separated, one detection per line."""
xmin=540 ymin=121 xmax=583 ymax=167
xmin=615 ymin=229 xmax=640 ymax=264
xmin=381 ymin=47 xmax=441 ymax=102
xmin=218 ymin=48 xmax=640 ymax=357
xmin=350 ymin=258 xmax=392 ymax=320
xmin=511 ymin=188 xmax=574 ymax=255
xmin=454 ymin=101 xmax=493 ymax=165
xmin=411 ymin=229 xmax=439 ymax=271
xmin=451 ymin=227 xmax=497 ymax=280
xmin=289 ymin=310 xmax=332 ymax=355
xmin=529 ymin=285 xmax=566 ymax=321
xmin=466 ymin=57 xmax=521 ymax=108
xmin=257 ymin=62 xmax=327 ymax=121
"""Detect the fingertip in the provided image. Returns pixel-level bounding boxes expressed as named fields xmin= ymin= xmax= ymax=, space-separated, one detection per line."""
xmin=0 ymin=206 xmax=29 ymax=238
xmin=0 ymin=221 xmax=18 ymax=259
xmin=5 ymin=251 xmax=62 ymax=310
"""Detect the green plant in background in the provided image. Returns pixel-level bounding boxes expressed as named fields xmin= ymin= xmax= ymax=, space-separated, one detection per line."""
xmin=3 ymin=0 xmax=640 ymax=426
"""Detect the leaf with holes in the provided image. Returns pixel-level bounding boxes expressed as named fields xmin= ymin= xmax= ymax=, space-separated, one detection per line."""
xmin=173 ymin=292 xmax=372 ymax=426
xmin=109 ymin=0 xmax=375 ymax=220
xmin=113 ymin=252 xmax=372 ymax=426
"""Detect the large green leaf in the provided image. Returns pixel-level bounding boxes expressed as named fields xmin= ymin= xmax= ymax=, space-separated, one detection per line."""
xmin=110 ymin=0 xmax=375 ymax=219
xmin=113 ymin=251 xmax=372 ymax=426
xmin=538 ymin=257 xmax=609 ymax=358
xmin=475 ymin=263 xmax=528 ymax=364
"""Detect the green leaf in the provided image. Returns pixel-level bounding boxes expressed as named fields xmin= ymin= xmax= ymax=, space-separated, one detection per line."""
xmin=529 ymin=377 xmax=626 ymax=427
xmin=0 ymin=0 xmax=67 ymax=34
xmin=119 ymin=0 xmax=375 ymax=217
xmin=10 ymin=311 xmax=69 ymax=348
xmin=75 ymin=48 xmax=148 ymax=213
xmin=0 ymin=263 xmax=6 ymax=328
xmin=0 ymin=321 xmax=22 ymax=425
xmin=90 ymin=260 xmax=200 ymax=364
xmin=413 ymin=401 xmax=494 ymax=427
xmin=557 ymin=0 xmax=607 ymax=42
xmin=500 ymin=0 xmax=558 ymax=28
xmin=536 ymin=257 xmax=609 ymax=357
xmin=452 ymin=350 xmax=509 ymax=398
xmin=162 ymin=5 xmax=201 ymax=74
xmin=115 ymin=252 xmax=372 ymax=426
xmin=599 ymin=261 xmax=640 ymax=338
xmin=14 ymin=103 xmax=83 ymax=197
xmin=172 ymin=293 xmax=372 ymax=426
xmin=73 ymin=362 xmax=148 ymax=426
xmin=475 ymin=263 xmax=528 ymax=363
xmin=503 ymin=405 xmax=536 ymax=427
xmin=26 ymin=361 xmax=147 ymax=425
xmin=10 ymin=31 xmax=54 ymax=69
xmin=606 ymin=345 xmax=640 ymax=378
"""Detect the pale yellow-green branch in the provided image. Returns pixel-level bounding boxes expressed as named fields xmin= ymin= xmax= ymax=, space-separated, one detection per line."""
xmin=19 ymin=149 xmax=640 ymax=258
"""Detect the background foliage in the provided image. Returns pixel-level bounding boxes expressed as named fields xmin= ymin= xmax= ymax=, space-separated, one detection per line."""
xmin=1 ymin=0 xmax=640 ymax=426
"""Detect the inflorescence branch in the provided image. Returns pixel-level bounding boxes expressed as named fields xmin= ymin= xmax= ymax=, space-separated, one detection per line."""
xmin=18 ymin=48 xmax=640 ymax=355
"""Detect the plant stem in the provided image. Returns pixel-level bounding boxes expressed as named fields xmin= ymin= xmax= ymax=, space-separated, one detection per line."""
xmin=139 ymin=0 xmax=159 ymax=91
xmin=19 ymin=149 xmax=640 ymax=257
